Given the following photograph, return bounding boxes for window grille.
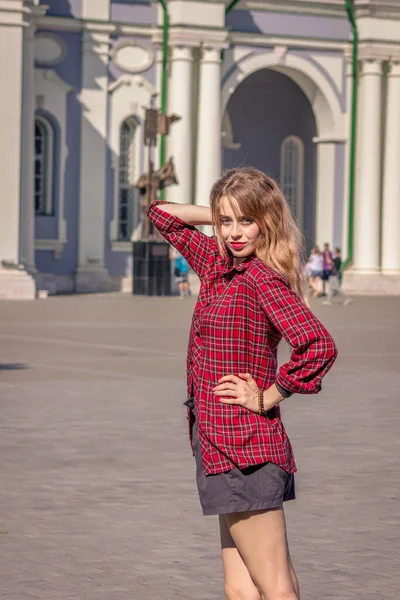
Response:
[34,117,54,215]
[118,116,140,241]
[280,136,304,227]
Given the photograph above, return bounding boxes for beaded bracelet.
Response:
[257,389,264,415]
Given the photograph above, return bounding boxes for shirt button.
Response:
[196,331,200,336]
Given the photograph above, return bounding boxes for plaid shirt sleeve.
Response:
[147,200,216,279]
[257,272,338,394]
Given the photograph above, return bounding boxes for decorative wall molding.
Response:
[108,74,154,97]
[111,39,154,74]
[34,238,64,260]
[110,241,132,252]
[34,68,73,256]
[34,32,67,66]
[313,136,347,143]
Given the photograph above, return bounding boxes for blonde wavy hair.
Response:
[210,167,307,301]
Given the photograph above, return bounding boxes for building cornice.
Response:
[355,1,400,20]
[154,25,229,49]
[240,0,400,19]
[36,15,156,37]
[241,0,347,18]
[0,0,30,27]
[230,30,347,52]
[357,42,400,62]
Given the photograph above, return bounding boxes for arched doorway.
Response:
[222,68,317,251]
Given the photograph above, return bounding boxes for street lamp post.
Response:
[131,107,180,296]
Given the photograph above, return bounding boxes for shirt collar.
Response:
[222,253,257,275]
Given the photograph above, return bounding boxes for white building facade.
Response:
[1,0,400,298]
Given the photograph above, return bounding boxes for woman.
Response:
[147,167,337,600]
[308,245,324,297]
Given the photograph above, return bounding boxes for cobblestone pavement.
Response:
[0,293,399,600]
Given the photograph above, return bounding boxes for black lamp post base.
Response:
[132,241,171,296]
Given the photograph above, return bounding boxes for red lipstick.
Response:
[230,242,247,250]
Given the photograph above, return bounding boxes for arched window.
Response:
[34,116,54,215]
[280,136,304,227]
[118,116,140,241]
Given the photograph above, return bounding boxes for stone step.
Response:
[0,270,36,300]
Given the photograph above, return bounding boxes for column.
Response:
[314,140,336,247]
[76,31,110,292]
[19,25,36,273]
[195,47,222,206]
[166,46,194,204]
[0,5,24,268]
[353,58,383,272]
[381,61,400,273]
[0,0,35,298]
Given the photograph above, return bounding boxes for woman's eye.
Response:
[241,219,253,225]
[220,218,230,225]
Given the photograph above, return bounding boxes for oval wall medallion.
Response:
[34,33,67,66]
[112,41,154,74]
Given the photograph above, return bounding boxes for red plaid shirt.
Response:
[148,201,338,475]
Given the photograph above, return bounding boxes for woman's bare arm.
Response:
[155,203,212,226]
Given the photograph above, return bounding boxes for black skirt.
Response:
[186,398,295,516]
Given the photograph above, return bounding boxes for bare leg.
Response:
[224,508,299,600]
[219,515,261,600]
[309,278,319,296]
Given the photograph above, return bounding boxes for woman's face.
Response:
[218,196,262,264]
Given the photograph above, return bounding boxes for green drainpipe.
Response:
[225,0,241,14]
[158,0,169,192]
[342,0,358,270]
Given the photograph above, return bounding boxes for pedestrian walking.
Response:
[322,242,334,295]
[173,249,191,298]
[322,247,353,306]
[308,245,324,297]
[147,167,337,600]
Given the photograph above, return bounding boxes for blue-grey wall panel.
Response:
[226,10,350,41]
[111,1,158,25]
[45,0,82,18]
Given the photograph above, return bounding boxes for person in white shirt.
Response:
[307,246,324,297]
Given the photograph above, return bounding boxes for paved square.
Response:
[0,294,399,599]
